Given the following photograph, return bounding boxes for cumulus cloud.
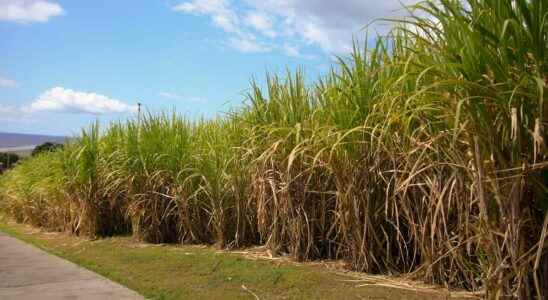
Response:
[0,0,64,24]
[173,0,417,55]
[28,87,136,115]
[0,76,18,88]
[158,92,206,103]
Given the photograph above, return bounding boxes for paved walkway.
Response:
[0,231,143,300]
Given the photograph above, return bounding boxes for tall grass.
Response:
[1,0,546,298]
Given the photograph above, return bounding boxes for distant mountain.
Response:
[0,132,67,149]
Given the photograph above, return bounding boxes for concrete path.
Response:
[0,231,144,300]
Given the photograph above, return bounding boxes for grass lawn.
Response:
[0,214,478,300]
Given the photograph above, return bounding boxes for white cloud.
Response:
[244,11,276,38]
[173,0,418,55]
[158,92,206,103]
[282,43,316,60]
[0,104,20,115]
[29,87,136,115]
[0,76,18,88]
[0,0,64,24]
[173,0,270,53]
[243,0,418,53]
[283,43,299,57]
[0,104,32,122]
[173,0,240,34]
[227,36,269,53]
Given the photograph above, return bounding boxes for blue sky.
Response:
[0,0,414,136]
